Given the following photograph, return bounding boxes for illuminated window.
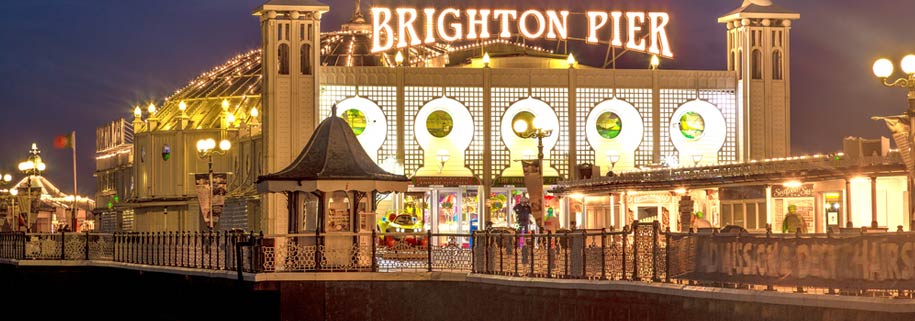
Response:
[278,44,289,75]
[426,110,453,138]
[342,109,367,136]
[772,50,783,80]
[679,111,705,140]
[301,44,312,75]
[751,49,762,80]
[596,112,622,139]
[512,111,536,137]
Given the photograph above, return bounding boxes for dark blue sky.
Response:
[1,0,914,195]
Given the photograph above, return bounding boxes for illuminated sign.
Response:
[371,8,674,58]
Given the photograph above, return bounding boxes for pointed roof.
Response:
[257,106,409,193]
[718,0,799,23]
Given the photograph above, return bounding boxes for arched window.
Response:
[278,44,289,75]
[300,44,312,75]
[772,50,783,80]
[751,49,762,80]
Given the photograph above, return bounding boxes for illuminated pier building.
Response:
[94,0,907,237]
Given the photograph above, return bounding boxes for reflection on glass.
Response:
[426,110,454,138]
[679,111,705,140]
[438,191,459,233]
[489,192,509,227]
[342,109,367,136]
[596,112,622,139]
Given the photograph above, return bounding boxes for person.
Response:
[513,197,531,233]
[782,204,807,234]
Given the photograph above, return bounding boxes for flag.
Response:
[194,174,213,228]
[54,132,75,149]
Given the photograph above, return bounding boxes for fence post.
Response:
[371,229,378,272]
[632,222,640,281]
[316,229,322,272]
[59,230,65,260]
[652,221,660,282]
[794,227,805,293]
[765,225,774,291]
[85,231,90,260]
[21,232,26,260]
[601,229,607,280]
[514,234,519,276]
[547,231,553,278]
[427,230,433,272]
[621,226,628,281]
[580,231,587,279]
[665,227,671,283]
[499,233,504,275]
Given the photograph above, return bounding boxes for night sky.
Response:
[1,0,914,196]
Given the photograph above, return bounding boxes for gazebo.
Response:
[257,105,409,266]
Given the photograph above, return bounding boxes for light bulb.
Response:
[133,106,142,118]
[178,101,187,112]
[873,58,894,78]
[395,51,404,66]
[567,53,576,67]
[901,54,915,75]
[221,99,230,112]
[219,139,231,151]
[250,107,259,118]
[650,55,661,69]
[482,52,490,66]
[196,140,207,152]
[147,103,156,115]
[206,138,216,150]
[513,119,529,134]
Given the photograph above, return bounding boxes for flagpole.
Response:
[72,130,78,232]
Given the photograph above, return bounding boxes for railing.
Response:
[2,224,915,299]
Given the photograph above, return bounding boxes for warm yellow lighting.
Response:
[650,55,660,69]
[782,181,803,188]
[570,193,585,200]
[226,113,236,125]
[10,188,17,196]
[873,58,894,78]
[482,52,490,67]
[850,176,870,183]
[250,107,259,118]
[147,103,156,115]
[219,139,231,151]
[196,139,207,152]
[675,188,687,195]
[133,106,142,118]
[513,119,529,134]
[221,99,230,112]
[394,51,404,66]
[532,115,548,131]
[2,174,10,182]
[607,150,620,164]
[178,101,187,112]
[567,53,576,67]
[37,163,46,171]
[901,54,915,75]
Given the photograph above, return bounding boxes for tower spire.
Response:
[352,0,364,22]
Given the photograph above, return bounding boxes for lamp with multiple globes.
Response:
[196,138,231,230]
[872,54,915,230]
[17,144,45,232]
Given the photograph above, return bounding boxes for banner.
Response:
[521,160,544,227]
[16,186,42,230]
[677,233,915,289]
[211,173,227,226]
[194,174,212,228]
[194,173,227,229]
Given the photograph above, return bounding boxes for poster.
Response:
[521,159,544,226]
[195,173,228,229]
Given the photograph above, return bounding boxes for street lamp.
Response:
[18,144,46,232]
[436,149,450,174]
[196,138,231,230]
[607,151,621,175]
[692,154,703,167]
[514,115,554,162]
[873,54,915,230]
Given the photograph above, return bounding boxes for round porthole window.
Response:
[679,111,706,140]
[342,109,367,136]
[595,112,622,139]
[426,110,454,138]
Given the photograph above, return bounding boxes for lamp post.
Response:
[873,54,915,230]
[607,151,620,176]
[692,154,703,167]
[196,138,231,230]
[0,174,12,231]
[436,149,450,174]
[18,144,46,233]
[9,188,17,232]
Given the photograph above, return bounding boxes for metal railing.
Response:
[2,223,915,299]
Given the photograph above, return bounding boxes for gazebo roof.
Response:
[257,106,409,193]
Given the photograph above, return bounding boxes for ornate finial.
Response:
[331,104,338,117]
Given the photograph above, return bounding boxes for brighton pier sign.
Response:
[371,8,674,58]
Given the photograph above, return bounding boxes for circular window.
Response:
[426,110,454,138]
[341,109,367,136]
[512,111,536,137]
[596,112,622,139]
[679,112,706,140]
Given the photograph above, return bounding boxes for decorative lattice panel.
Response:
[576,88,654,167]
[404,86,443,176]
[319,85,398,162]
[445,87,484,179]
[491,88,529,180]
[532,88,570,179]
[660,89,738,163]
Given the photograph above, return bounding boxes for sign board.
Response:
[372,7,674,58]
[771,184,814,198]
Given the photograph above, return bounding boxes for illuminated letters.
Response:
[396,8,421,48]
[372,8,394,52]
[626,12,646,51]
[493,10,517,38]
[466,9,491,40]
[519,10,546,39]
[545,10,569,40]
[437,8,462,42]
[370,7,675,59]
[648,12,674,57]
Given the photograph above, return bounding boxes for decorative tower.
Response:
[253,0,328,233]
[719,0,799,160]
